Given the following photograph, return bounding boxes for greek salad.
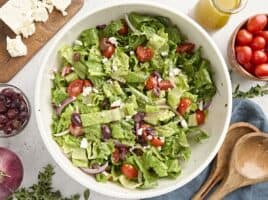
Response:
[50,13,216,189]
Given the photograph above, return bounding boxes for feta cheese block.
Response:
[6,36,27,57]
[51,0,71,16]
[0,0,34,35]
[20,23,36,38]
[32,4,49,22]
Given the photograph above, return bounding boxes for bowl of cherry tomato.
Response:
[229,14,268,80]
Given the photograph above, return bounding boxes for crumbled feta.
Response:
[74,40,83,46]
[108,37,118,46]
[20,22,36,38]
[112,65,118,72]
[161,51,168,57]
[102,57,108,63]
[71,67,74,70]
[51,0,71,16]
[41,0,54,13]
[32,2,49,22]
[198,101,204,111]
[6,36,27,57]
[92,88,99,93]
[130,51,134,55]
[137,128,143,136]
[82,86,92,96]
[169,68,181,77]
[102,171,109,176]
[80,138,88,149]
[159,137,165,142]
[180,118,188,129]
[147,135,153,140]
[110,100,122,108]
[125,115,132,120]
[157,146,162,151]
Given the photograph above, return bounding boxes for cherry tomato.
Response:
[100,38,116,58]
[159,80,173,90]
[118,21,128,35]
[196,110,205,125]
[176,42,195,54]
[251,36,266,50]
[67,80,84,97]
[121,164,138,179]
[255,64,268,77]
[242,63,254,74]
[251,50,267,65]
[83,80,93,87]
[112,148,120,163]
[236,46,252,65]
[136,46,154,62]
[151,137,164,147]
[236,29,253,45]
[247,14,267,33]
[177,98,192,115]
[257,31,268,43]
[145,76,157,90]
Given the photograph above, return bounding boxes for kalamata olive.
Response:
[1,88,15,97]
[0,101,7,113]
[0,114,7,124]
[0,94,5,102]
[7,109,19,119]
[73,52,81,62]
[5,97,11,108]
[19,100,27,112]
[69,124,84,137]
[3,124,13,135]
[101,124,111,140]
[18,111,28,121]
[119,147,128,160]
[134,122,140,134]
[10,99,21,109]
[132,112,145,123]
[96,24,106,29]
[100,98,110,110]
[71,113,82,127]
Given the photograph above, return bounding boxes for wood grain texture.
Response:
[0,0,84,83]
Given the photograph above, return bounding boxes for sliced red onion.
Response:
[55,96,76,116]
[71,113,82,127]
[61,66,73,77]
[124,14,139,33]
[81,162,108,174]
[203,100,212,110]
[132,112,145,123]
[101,124,111,140]
[100,38,112,51]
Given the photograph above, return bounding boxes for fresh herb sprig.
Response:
[7,164,90,200]
[233,83,268,99]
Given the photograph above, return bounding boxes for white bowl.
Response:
[35,1,232,199]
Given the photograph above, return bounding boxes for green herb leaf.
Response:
[233,83,268,99]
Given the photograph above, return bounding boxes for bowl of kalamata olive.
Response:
[228,14,268,80]
[0,84,31,137]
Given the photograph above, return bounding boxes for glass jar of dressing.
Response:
[194,0,248,30]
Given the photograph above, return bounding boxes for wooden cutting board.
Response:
[0,0,84,83]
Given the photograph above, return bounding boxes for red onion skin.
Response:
[0,148,23,200]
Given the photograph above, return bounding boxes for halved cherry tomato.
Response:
[145,76,157,90]
[67,80,84,97]
[177,98,192,115]
[159,80,173,90]
[196,110,205,125]
[255,64,268,77]
[236,29,253,45]
[112,148,120,163]
[100,38,116,58]
[151,137,164,147]
[247,15,267,33]
[257,31,268,43]
[236,46,252,65]
[136,46,154,62]
[252,50,267,65]
[176,42,195,54]
[251,36,266,50]
[118,21,128,35]
[121,164,138,179]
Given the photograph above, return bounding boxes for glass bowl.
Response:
[0,84,31,138]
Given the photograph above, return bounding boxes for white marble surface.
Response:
[1,0,267,200]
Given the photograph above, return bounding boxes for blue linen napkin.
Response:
[146,99,268,200]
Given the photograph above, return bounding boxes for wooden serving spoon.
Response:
[209,132,268,200]
[192,122,259,200]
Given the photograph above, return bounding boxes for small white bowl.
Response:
[35,1,232,199]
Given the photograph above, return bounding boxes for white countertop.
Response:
[1,0,267,200]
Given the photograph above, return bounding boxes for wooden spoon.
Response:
[209,132,268,200]
[192,122,259,200]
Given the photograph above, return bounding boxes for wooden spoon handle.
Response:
[192,160,222,200]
